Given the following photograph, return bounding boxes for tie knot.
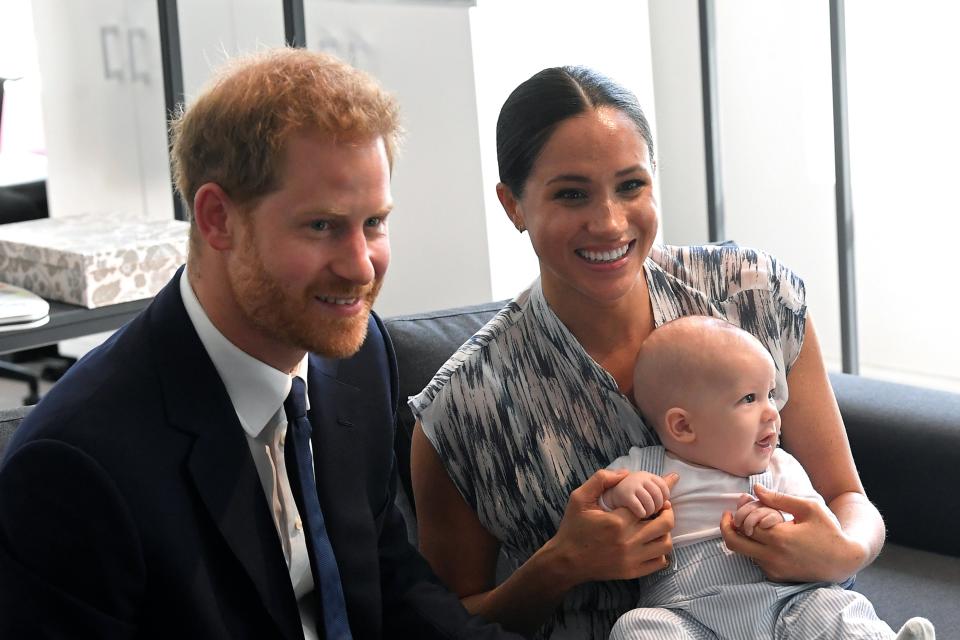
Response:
[284,376,308,421]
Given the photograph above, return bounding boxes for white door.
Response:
[32,0,145,218]
[126,0,175,221]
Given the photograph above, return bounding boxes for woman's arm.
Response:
[411,422,675,636]
[720,313,885,582]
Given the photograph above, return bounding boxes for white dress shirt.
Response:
[180,271,318,640]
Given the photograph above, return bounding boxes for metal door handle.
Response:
[127,28,151,84]
[99,25,124,81]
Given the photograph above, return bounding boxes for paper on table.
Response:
[0,282,50,326]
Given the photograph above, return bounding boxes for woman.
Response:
[409,66,884,639]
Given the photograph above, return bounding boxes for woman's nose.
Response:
[586,199,629,236]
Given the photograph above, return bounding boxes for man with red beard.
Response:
[0,49,520,640]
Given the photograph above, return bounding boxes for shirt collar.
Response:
[179,269,309,438]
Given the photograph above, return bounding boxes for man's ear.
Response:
[496,182,525,232]
[193,183,237,251]
[664,407,696,443]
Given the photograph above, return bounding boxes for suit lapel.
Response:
[307,355,363,522]
[148,271,303,640]
[307,357,375,617]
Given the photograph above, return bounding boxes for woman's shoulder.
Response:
[408,287,534,418]
[649,243,805,312]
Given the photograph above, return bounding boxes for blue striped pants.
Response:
[609,538,895,639]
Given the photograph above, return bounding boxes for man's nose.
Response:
[332,228,375,285]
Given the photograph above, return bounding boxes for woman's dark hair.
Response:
[496,66,655,198]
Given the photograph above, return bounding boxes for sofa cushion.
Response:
[853,543,960,631]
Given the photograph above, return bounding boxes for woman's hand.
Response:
[732,493,785,537]
[720,484,869,583]
[542,469,677,589]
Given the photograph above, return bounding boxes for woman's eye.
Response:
[553,188,587,201]
[618,179,646,193]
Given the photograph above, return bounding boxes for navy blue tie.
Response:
[284,377,352,639]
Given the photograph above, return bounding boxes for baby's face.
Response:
[686,347,781,477]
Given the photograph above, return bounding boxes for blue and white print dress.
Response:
[410,244,808,639]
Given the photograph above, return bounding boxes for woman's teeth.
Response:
[576,244,629,263]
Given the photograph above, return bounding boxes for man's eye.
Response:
[310,220,329,231]
[365,217,383,228]
[553,189,587,201]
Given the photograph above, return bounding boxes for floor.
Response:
[0,355,61,410]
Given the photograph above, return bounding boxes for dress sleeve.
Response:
[409,366,485,512]
[761,249,807,374]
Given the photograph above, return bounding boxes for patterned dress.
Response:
[410,244,807,639]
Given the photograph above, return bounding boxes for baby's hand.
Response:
[733,493,785,537]
[599,471,676,520]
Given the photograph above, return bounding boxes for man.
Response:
[0,48,518,639]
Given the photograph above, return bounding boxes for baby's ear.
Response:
[664,407,696,443]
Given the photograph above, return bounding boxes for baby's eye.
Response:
[768,389,777,400]
[742,393,756,403]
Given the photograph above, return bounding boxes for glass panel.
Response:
[846,0,960,391]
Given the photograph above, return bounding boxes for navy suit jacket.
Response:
[0,271,514,639]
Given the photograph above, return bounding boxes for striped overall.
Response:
[609,446,896,640]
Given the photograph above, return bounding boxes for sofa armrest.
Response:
[830,372,960,557]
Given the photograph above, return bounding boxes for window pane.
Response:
[847,0,960,391]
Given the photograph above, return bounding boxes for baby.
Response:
[602,316,934,640]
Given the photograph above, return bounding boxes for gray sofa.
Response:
[384,301,960,634]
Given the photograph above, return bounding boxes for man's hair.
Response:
[170,47,401,226]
